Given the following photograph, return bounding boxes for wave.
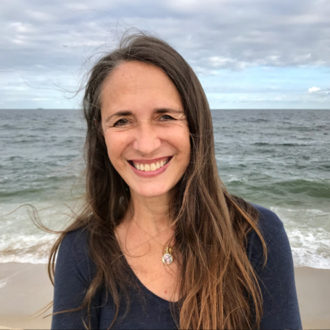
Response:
[270,206,330,269]
[273,179,330,199]
[226,178,330,201]
[1,225,329,268]
[1,202,329,269]
[252,142,310,147]
[0,234,56,264]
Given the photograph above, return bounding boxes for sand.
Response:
[0,263,52,329]
[295,267,330,329]
[0,263,329,329]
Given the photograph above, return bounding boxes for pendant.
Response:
[162,247,173,265]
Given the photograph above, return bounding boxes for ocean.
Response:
[0,109,329,268]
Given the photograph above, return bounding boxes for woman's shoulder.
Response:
[59,227,89,262]
[60,227,89,250]
[56,227,94,284]
[247,203,291,267]
[52,227,100,328]
[251,203,285,240]
[248,206,301,328]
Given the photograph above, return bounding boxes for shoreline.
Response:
[0,263,329,329]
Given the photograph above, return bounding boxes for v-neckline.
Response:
[121,254,180,304]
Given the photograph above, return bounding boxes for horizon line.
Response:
[0,108,330,111]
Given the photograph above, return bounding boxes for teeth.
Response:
[133,159,169,172]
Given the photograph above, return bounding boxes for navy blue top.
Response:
[52,205,302,329]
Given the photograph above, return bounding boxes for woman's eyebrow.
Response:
[104,108,184,123]
[104,111,132,123]
[154,108,184,114]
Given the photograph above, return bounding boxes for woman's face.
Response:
[100,61,191,199]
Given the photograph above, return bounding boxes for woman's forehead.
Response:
[100,61,183,113]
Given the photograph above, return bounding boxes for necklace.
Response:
[162,246,174,265]
[129,218,175,265]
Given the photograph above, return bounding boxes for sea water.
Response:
[0,109,329,268]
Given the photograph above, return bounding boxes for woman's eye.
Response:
[159,114,175,121]
[113,118,129,127]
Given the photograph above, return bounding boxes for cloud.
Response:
[308,87,321,93]
[1,0,330,108]
[1,0,330,71]
[308,87,330,98]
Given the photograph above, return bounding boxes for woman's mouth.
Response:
[128,157,172,173]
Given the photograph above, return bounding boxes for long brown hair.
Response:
[49,33,266,329]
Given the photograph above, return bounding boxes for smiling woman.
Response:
[50,33,301,329]
[101,61,190,199]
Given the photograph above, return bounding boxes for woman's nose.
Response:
[132,123,161,155]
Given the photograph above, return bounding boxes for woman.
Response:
[50,34,301,329]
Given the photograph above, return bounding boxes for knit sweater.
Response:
[52,205,302,329]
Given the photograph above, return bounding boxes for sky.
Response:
[1,0,330,109]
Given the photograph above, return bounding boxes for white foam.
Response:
[1,202,330,268]
[0,201,76,264]
[270,206,330,269]
[290,228,330,269]
[0,233,57,264]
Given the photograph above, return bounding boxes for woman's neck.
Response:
[115,191,175,261]
[127,191,173,235]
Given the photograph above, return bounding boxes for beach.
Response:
[0,263,52,329]
[295,267,330,329]
[0,263,329,329]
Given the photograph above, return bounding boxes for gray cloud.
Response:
[1,0,330,108]
[1,0,330,71]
